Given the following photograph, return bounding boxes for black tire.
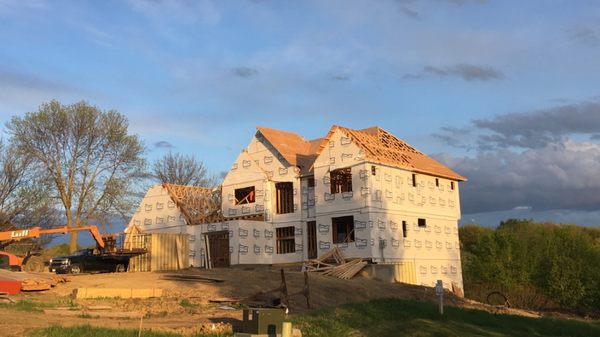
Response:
[70,263,82,274]
[23,256,44,273]
[115,263,126,273]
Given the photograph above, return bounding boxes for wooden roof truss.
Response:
[163,183,222,226]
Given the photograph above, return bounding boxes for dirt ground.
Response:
[0,265,535,336]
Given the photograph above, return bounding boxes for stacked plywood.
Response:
[303,247,367,280]
[0,269,69,291]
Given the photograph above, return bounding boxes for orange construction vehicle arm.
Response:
[0,227,47,241]
[70,225,105,249]
[0,225,105,249]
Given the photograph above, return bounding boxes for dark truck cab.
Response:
[50,248,130,274]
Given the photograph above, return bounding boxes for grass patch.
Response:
[0,300,55,312]
[293,298,600,337]
[28,325,232,337]
[28,298,600,337]
[179,298,197,308]
[29,325,184,337]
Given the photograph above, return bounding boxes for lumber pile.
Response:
[0,269,68,291]
[303,247,367,280]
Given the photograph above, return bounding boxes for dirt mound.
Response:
[0,265,470,336]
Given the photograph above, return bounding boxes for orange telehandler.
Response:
[0,225,107,272]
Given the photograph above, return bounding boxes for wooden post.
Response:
[205,235,212,269]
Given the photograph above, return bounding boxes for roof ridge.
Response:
[254,124,465,181]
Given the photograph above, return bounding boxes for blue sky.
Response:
[2,0,600,228]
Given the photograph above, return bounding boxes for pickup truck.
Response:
[49,248,130,274]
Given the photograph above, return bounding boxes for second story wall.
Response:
[312,129,367,215]
[367,165,461,220]
[222,134,303,224]
[221,150,267,218]
[128,184,187,233]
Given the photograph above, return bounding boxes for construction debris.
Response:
[160,273,225,283]
[303,247,368,280]
[209,297,241,303]
[0,291,15,303]
[0,269,69,292]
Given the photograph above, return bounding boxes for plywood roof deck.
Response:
[256,125,466,181]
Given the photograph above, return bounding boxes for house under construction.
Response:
[126,125,466,289]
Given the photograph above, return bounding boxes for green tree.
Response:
[7,100,145,252]
[461,219,600,312]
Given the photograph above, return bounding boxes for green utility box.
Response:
[242,308,285,335]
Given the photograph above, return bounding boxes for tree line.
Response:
[461,219,600,314]
[1,100,216,252]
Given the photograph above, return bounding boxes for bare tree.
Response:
[0,141,57,250]
[153,152,217,187]
[7,100,145,252]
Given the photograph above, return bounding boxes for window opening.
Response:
[235,186,255,205]
[418,218,426,228]
[330,168,352,194]
[402,221,408,238]
[276,226,295,254]
[371,165,376,175]
[412,174,417,187]
[307,177,315,188]
[332,216,355,243]
[275,182,294,214]
[451,181,455,190]
[435,178,439,187]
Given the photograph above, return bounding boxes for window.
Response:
[435,178,439,187]
[412,174,417,187]
[332,216,355,243]
[235,186,255,205]
[450,181,455,190]
[371,165,377,175]
[275,182,294,214]
[276,226,295,254]
[402,221,408,238]
[307,177,315,188]
[418,218,427,228]
[330,168,352,194]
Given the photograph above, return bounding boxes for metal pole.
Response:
[436,280,444,315]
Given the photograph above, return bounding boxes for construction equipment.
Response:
[0,225,109,272]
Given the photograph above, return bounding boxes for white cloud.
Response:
[0,0,47,14]
[437,139,600,213]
